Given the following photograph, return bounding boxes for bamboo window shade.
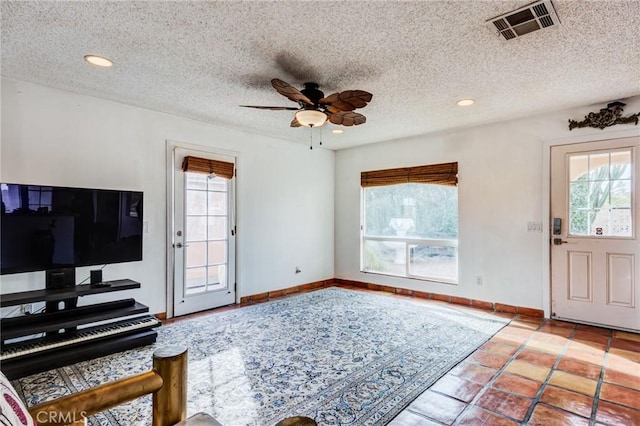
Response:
[361,162,458,187]
[181,156,235,179]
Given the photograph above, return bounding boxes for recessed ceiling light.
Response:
[457,99,475,107]
[332,129,344,134]
[84,55,114,67]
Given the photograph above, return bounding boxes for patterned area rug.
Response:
[14,287,508,425]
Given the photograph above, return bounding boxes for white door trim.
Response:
[165,139,241,319]
[541,127,640,320]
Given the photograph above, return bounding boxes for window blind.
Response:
[181,156,235,180]
[361,162,458,187]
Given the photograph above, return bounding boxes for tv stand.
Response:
[0,279,160,380]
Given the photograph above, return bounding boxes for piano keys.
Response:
[0,315,160,380]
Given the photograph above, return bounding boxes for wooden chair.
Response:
[29,346,191,426]
[26,346,316,426]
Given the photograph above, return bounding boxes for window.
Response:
[183,173,229,294]
[568,149,632,237]
[181,155,235,296]
[361,162,459,283]
[27,186,52,212]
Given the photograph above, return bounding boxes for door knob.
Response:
[553,238,568,245]
[174,242,188,248]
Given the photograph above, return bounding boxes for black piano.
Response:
[1,280,160,380]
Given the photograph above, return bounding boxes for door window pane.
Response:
[208,241,227,265]
[208,176,227,191]
[611,151,632,178]
[208,265,226,286]
[570,210,589,235]
[186,174,207,190]
[569,155,589,181]
[185,267,206,294]
[186,242,206,268]
[611,209,632,236]
[611,180,631,208]
[186,189,207,215]
[591,209,609,235]
[208,217,227,240]
[184,171,230,295]
[569,182,588,209]
[589,153,610,177]
[186,216,207,241]
[208,192,227,215]
[589,181,610,209]
[568,149,632,237]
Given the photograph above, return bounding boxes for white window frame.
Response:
[360,185,459,284]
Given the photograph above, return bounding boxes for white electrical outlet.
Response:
[476,276,483,286]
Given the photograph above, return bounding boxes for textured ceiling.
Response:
[2,1,639,150]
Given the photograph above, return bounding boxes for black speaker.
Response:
[50,272,65,289]
[45,268,77,315]
[90,269,103,285]
[46,268,75,289]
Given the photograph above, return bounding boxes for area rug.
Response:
[13,287,508,425]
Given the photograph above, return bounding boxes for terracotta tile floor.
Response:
[386,301,640,425]
[169,286,640,425]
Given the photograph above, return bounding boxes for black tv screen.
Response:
[0,183,143,275]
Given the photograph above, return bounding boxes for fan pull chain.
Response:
[319,126,323,146]
[309,125,314,150]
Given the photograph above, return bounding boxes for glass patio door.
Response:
[171,147,236,317]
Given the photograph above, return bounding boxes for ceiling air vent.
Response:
[487,0,560,40]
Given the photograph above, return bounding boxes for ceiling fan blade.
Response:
[328,111,367,126]
[240,105,300,110]
[271,79,314,106]
[320,90,372,112]
[290,117,302,127]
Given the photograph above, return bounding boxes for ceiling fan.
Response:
[241,79,373,128]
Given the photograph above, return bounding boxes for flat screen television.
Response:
[0,183,143,276]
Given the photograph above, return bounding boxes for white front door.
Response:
[171,147,236,317]
[550,137,639,331]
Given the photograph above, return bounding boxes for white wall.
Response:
[335,96,640,310]
[3,78,638,315]
[0,79,335,315]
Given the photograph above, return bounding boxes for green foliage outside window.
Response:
[364,183,458,239]
[569,164,629,235]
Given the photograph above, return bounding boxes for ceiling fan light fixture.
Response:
[295,110,327,127]
[84,54,114,67]
[457,99,475,107]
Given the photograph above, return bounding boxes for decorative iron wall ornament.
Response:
[569,101,640,130]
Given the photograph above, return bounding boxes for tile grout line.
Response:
[424,312,521,425]
[451,316,547,425]
[405,407,448,425]
[589,332,613,425]
[519,322,576,425]
[447,314,520,425]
